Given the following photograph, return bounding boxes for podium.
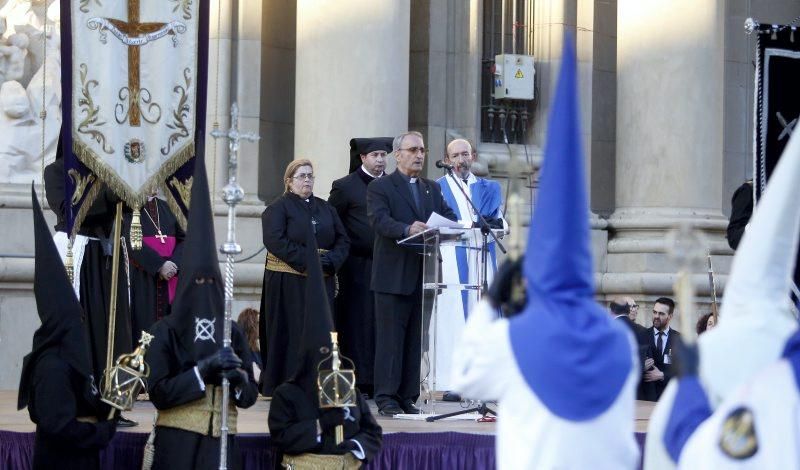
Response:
[398,227,504,415]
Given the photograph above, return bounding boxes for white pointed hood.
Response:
[698,129,800,407]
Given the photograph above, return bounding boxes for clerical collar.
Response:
[360,165,383,179]
[397,171,419,184]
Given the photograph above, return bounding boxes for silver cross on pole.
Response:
[210,102,259,470]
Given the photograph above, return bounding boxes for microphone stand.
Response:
[425,166,505,423]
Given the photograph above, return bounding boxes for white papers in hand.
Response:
[425,212,466,229]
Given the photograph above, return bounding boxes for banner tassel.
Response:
[130,208,143,250]
[65,239,74,284]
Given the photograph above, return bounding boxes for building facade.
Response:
[0,0,797,387]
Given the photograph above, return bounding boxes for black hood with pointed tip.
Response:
[18,186,93,410]
[286,225,336,406]
[163,154,224,361]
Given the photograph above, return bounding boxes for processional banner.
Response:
[754,23,800,200]
[60,0,209,234]
[753,21,800,292]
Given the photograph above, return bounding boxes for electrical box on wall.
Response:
[493,54,535,100]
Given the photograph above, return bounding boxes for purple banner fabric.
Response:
[0,431,647,469]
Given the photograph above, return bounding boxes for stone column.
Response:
[608,0,729,331]
[295,0,411,197]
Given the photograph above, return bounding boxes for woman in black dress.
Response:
[259,159,350,396]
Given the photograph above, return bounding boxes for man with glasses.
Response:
[366,131,458,416]
[328,137,393,399]
[436,139,507,401]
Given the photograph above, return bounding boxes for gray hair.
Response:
[393,131,424,153]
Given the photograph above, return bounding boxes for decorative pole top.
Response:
[210,102,260,255]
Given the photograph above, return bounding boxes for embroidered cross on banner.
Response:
[88,1,187,126]
[776,111,797,141]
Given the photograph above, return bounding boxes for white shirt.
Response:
[653,327,671,356]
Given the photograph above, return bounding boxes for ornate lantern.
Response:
[102,331,154,412]
[317,332,357,444]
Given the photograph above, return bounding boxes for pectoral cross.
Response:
[154,230,167,244]
[92,1,183,126]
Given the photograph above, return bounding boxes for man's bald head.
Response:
[445,139,475,179]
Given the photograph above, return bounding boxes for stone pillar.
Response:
[295,0,410,198]
[608,0,729,332]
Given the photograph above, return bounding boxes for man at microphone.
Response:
[366,131,458,416]
[435,139,507,401]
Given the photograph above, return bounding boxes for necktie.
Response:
[410,181,422,213]
[656,331,663,359]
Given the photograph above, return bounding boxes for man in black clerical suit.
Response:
[366,131,458,416]
[328,136,392,398]
[641,297,682,402]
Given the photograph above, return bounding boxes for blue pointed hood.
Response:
[508,35,632,421]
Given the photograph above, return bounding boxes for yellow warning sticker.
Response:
[515,69,524,79]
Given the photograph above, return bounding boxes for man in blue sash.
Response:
[435,139,506,397]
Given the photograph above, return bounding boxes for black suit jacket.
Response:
[641,327,682,401]
[328,170,377,258]
[366,170,457,295]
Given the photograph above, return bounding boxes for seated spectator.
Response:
[238,307,263,375]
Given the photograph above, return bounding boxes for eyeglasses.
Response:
[630,304,639,309]
[399,146,428,155]
[292,173,315,181]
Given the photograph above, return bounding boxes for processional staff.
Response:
[210,103,260,470]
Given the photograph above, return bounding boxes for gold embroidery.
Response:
[67,169,97,206]
[77,64,114,154]
[265,250,330,277]
[156,386,238,437]
[170,0,194,20]
[170,175,193,209]
[162,68,192,155]
[79,0,102,13]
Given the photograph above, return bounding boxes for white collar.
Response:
[654,327,670,337]
[613,314,628,320]
[409,177,418,184]
[360,165,383,178]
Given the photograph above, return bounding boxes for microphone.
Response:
[435,160,454,170]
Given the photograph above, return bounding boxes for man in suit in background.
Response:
[366,131,458,416]
[641,297,682,401]
[328,136,393,398]
[609,297,651,400]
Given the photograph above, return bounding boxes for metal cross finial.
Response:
[209,102,259,470]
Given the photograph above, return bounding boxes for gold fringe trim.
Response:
[69,180,103,239]
[265,250,330,277]
[72,138,195,211]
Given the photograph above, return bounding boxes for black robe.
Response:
[27,350,116,470]
[328,170,379,394]
[259,193,350,396]
[124,198,185,340]
[44,159,133,381]
[268,383,382,462]
[146,321,259,470]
